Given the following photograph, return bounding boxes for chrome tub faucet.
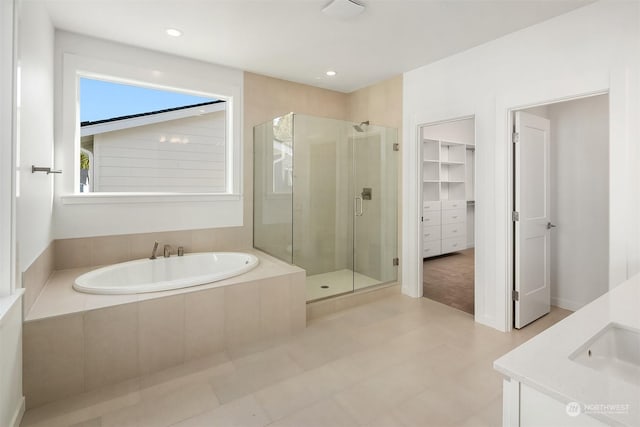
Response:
[149,241,159,260]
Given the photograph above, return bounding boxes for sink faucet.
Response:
[164,244,171,258]
[149,241,159,260]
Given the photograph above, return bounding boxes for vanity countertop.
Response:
[494,274,640,426]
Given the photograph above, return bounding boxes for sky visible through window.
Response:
[80,77,216,123]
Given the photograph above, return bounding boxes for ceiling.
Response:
[41,0,594,93]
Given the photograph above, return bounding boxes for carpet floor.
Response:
[423,248,475,315]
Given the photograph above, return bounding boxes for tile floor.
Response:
[20,295,572,427]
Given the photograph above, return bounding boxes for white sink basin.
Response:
[569,323,640,386]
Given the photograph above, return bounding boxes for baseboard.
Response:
[10,396,25,427]
[551,297,584,312]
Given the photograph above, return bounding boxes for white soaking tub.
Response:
[73,252,259,294]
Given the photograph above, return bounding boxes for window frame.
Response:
[0,0,17,296]
[58,53,242,205]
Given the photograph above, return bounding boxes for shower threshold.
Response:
[305,269,381,302]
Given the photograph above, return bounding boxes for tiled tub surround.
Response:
[20,227,248,315]
[54,226,249,271]
[23,250,305,409]
[21,242,55,315]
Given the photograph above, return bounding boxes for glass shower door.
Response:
[292,115,355,301]
[352,125,399,290]
[254,114,398,302]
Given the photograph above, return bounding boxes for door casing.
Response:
[505,91,609,331]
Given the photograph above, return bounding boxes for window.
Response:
[271,115,293,194]
[58,50,243,206]
[78,77,227,194]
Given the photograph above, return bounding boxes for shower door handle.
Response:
[355,196,364,216]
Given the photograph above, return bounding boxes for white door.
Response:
[514,111,551,329]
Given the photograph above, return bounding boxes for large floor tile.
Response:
[333,360,430,425]
[210,347,303,404]
[267,398,359,427]
[171,395,271,427]
[20,379,140,427]
[101,381,219,427]
[21,293,572,427]
[253,364,350,422]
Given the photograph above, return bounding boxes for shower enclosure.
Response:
[254,113,398,302]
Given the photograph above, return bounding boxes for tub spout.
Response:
[164,244,172,258]
[149,241,159,260]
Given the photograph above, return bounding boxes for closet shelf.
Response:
[440,140,466,147]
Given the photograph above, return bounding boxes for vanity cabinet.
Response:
[502,380,608,427]
[422,138,473,258]
[496,276,640,427]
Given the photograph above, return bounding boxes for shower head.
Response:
[353,120,369,132]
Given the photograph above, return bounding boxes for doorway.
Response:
[512,94,609,328]
[420,117,476,314]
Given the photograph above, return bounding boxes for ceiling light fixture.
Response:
[165,28,183,37]
[326,70,337,77]
[322,0,365,20]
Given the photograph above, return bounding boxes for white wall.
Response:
[403,0,640,331]
[548,95,609,310]
[422,118,475,145]
[16,0,55,273]
[53,31,244,238]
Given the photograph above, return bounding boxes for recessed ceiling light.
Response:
[326,70,337,77]
[166,28,183,37]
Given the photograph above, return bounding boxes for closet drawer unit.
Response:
[423,225,441,242]
[423,240,441,258]
[422,201,441,213]
[422,211,441,226]
[442,208,465,225]
[442,223,466,240]
[442,237,466,254]
[442,200,465,210]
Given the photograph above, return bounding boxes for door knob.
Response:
[546,222,557,230]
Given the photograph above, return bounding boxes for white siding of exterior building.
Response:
[92,110,225,193]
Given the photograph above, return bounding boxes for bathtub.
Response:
[74,252,259,294]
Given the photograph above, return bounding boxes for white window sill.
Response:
[61,193,242,205]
